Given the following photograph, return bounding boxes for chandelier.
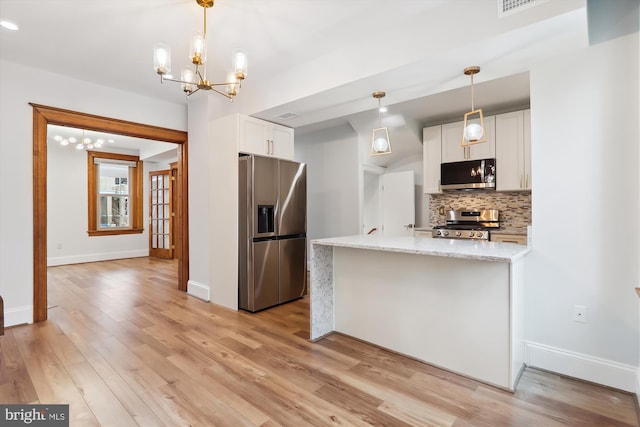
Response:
[153,0,247,100]
[52,130,112,151]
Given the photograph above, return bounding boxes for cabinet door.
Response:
[469,115,495,160]
[270,124,294,160]
[491,234,527,245]
[239,116,270,155]
[496,111,524,191]
[523,109,531,190]
[423,125,442,194]
[441,121,465,163]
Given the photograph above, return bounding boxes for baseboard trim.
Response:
[187,280,210,302]
[637,370,640,406]
[5,305,33,327]
[47,250,149,266]
[525,341,636,392]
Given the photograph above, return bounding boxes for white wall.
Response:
[526,32,639,391]
[295,125,361,247]
[0,59,186,326]
[47,143,174,266]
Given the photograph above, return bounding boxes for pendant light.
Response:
[461,66,486,146]
[370,91,392,156]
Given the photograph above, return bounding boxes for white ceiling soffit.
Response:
[255,5,588,130]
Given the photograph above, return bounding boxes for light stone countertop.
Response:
[312,234,530,262]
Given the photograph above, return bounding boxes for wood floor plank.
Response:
[0,257,636,427]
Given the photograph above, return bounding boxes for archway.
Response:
[31,104,189,322]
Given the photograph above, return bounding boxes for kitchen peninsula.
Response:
[310,235,530,391]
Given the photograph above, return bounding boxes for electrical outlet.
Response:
[573,305,587,323]
[56,243,63,250]
[438,206,445,215]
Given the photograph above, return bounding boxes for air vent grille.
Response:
[498,0,549,17]
[275,112,298,120]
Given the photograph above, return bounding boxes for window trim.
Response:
[87,151,143,236]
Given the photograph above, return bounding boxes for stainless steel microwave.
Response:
[440,158,496,191]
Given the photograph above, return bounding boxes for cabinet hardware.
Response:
[520,175,523,188]
[526,174,529,188]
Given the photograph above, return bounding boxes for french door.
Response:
[149,170,173,258]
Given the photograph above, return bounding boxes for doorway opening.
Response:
[32,104,189,323]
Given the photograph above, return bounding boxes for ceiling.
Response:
[47,124,178,162]
[1,0,589,152]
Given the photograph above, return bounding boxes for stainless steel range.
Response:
[432,209,499,240]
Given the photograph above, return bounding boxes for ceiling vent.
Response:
[498,0,550,18]
[275,112,298,120]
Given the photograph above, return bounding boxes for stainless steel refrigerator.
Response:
[238,155,307,312]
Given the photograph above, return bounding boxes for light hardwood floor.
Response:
[1,257,638,426]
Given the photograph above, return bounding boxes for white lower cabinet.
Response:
[491,234,527,245]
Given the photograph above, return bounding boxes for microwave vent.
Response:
[498,0,550,18]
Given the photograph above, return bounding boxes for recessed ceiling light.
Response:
[0,20,19,31]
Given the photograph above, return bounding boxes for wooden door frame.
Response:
[31,104,189,322]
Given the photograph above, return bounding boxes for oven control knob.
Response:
[455,231,461,237]
[443,230,449,237]
[468,231,475,237]
[477,231,484,238]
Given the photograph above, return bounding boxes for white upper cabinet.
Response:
[495,110,531,191]
[238,115,294,160]
[423,125,442,194]
[441,116,495,163]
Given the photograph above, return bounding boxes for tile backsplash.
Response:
[429,191,531,231]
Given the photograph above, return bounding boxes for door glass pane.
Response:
[164,235,170,249]
[164,205,170,218]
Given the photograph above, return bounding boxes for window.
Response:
[87,151,143,236]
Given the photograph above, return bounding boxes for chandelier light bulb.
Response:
[190,34,206,64]
[226,71,238,96]
[234,49,247,80]
[68,137,77,143]
[75,144,84,150]
[53,135,63,142]
[181,68,195,93]
[153,44,171,75]
[60,139,69,146]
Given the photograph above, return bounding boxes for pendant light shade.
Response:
[461,66,486,147]
[370,91,392,156]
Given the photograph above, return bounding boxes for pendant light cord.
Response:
[470,73,475,111]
